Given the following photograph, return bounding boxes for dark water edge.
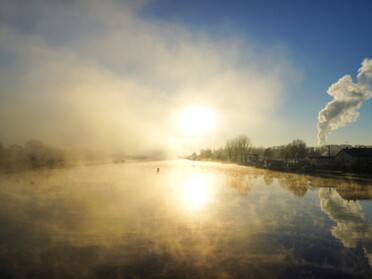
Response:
[0,160,371,279]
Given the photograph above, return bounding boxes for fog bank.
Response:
[0,0,294,156]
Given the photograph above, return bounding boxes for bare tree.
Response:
[263,148,273,160]
[287,139,307,163]
[225,134,252,164]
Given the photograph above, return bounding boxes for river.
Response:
[0,160,371,278]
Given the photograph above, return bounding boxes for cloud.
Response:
[317,58,372,146]
[0,0,293,155]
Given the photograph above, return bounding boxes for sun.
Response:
[177,106,215,135]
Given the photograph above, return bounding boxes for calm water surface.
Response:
[0,160,371,278]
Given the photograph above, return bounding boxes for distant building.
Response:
[308,156,335,169]
[309,148,372,171]
[334,148,372,169]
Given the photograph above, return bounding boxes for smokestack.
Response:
[317,58,372,146]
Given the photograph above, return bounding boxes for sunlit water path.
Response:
[0,160,371,278]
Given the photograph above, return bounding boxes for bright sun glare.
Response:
[178,174,214,211]
[177,106,214,135]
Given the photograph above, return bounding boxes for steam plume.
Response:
[317,58,372,146]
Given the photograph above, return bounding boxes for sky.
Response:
[0,0,371,156]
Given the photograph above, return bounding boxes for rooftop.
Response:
[336,148,372,158]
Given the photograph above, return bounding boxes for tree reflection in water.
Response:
[262,171,310,197]
[223,166,254,196]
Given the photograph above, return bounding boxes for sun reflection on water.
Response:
[178,173,214,211]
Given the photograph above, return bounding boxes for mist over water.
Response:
[0,1,371,278]
[0,160,371,278]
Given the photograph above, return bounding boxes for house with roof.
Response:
[334,148,372,170]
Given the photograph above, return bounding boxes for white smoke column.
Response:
[317,58,372,146]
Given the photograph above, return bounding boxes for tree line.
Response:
[187,134,368,165]
[0,140,110,173]
[0,140,67,172]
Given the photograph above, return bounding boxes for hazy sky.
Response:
[0,0,371,156]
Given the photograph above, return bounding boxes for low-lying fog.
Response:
[0,160,371,278]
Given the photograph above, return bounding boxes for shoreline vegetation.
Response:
[0,139,148,173]
[187,134,372,178]
[0,139,173,174]
[1,137,371,180]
